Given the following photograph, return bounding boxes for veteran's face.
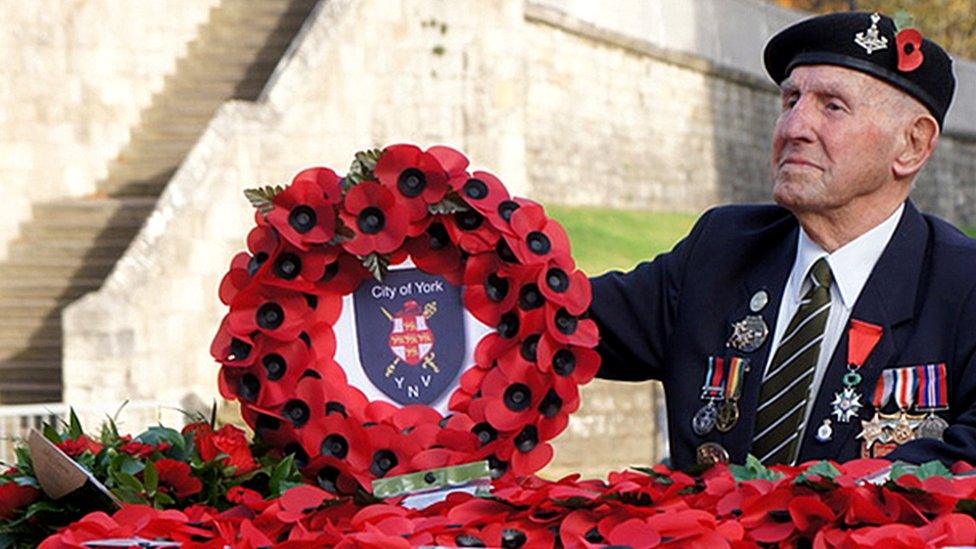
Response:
[770,65,903,214]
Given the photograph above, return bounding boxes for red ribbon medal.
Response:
[832,320,883,423]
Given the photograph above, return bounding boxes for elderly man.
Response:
[589,11,975,469]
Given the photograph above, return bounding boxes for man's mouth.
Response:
[779,157,822,170]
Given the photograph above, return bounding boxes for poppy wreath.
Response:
[211,144,600,490]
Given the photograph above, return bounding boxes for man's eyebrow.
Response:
[779,79,853,101]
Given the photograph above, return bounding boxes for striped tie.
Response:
[751,257,833,465]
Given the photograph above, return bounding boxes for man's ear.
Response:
[893,114,939,179]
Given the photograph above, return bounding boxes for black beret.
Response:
[764,12,955,128]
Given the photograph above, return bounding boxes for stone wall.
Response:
[0,0,218,259]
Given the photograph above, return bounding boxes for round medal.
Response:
[715,400,740,433]
[917,414,949,440]
[692,401,718,436]
[893,414,916,445]
[696,442,730,466]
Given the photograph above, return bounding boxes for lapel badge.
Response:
[815,418,833,443]
[727,315,768,353]
[749,290,769,313]
[855,13,888,54]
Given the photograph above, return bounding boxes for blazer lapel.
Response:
[798,200,928,461]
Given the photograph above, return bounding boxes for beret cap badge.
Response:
[854,13,888,54]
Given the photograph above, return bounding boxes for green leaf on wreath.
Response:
[957,498,976,516]
[347,148,384,186]
[328,219,355,245]
[155,491,175,506]
[730,454,785,482]
[428,191,470,215]
[42,424,61,444]
[143,460,158,494]
[244,185,285,215]
[68,408,84,439]
[362,252,390,282]
[631,465,674,485]
[794,461,841,483]
[890,459,952,481]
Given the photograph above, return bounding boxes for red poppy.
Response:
[252,336,312,406]
[544,303,599,348]
[896,28,924,72]
[263,243,342,295]
[510,435,553,477]
[312,253,370,295]
[210,316,256,367]
[218,226,282,305]
[374,144,450,232]
[227,486,270,512]
[463,252,519,326]
[483,366,548,432]
[406,222,464,285]
[444,208,501,255]
[788,494,835,537]
[227,285,312,341]
[300,411,371,475]
[0,481,40,520]
[538,258,590,316]
[267,167,342,250]
[455,171,516,234]
[739,486,796,544]
[56,435,104,457]
[427,145,470,188]
[504,203,571,265]
[364,424,421,480]
[155,459,203,499]
[537,334,601,391]
[340,181,410,255]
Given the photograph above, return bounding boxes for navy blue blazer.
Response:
[589,201,976,469]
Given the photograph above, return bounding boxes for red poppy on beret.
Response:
[896,28,924,73]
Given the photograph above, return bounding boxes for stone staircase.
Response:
[0,0,319,404]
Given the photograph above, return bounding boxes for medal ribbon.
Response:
[848,319,884,370]
[723,357,747,401]
[893,366,918,411]
[872,368,895,408]
[701,356,726,399]
[915,362,948,411]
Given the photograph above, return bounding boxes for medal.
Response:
[890,366,923,445]
[696,442,730,465]
[915,363,949,441]
[727,315,768,353]
[859,368,894,457]
[749,290,769,313]
[693,401,718,436]
[893,412,916,444]
[716,357,747,433]
[815,418,833,443]
[831,320,882,423]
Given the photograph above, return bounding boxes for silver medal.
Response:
[749,290,769,313]
[692,401,718,436]
[916,414,949,441]
[815,418,833,443]
[830,387,864,423]
[727,315,769,353]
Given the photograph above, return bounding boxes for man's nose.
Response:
[777,97,817,142]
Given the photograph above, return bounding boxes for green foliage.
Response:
[243,185,285,214]
[889,459,953,480]
[347,148,384,186]
[730,454,786,482]
[362,252,391,282]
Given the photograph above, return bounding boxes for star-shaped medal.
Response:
[831,387,863,423]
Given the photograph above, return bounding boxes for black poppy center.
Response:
[487,455,508,479]
[371,449,398,477]
[555,308,578,335]
[317,466,340,494]
[228,338,252,361]
[427,222,450,250]
[455,210,484,231]
[247,252,269,276]
[497,200,520,222]
[357,207,386,234]
[256,302,284,330]
[255,414,281,436]
[397,168,427,198]
[284,443,309,469]
[473,422,499,446]
[546,268,569,293]
[463,178,489,200]
[553,349,577,376]
[284,399,310,428]
[455,535,487,548]
[539,389,563,418]
[521,334,540,362]
[518,284,543,310]
[905,43,915,54]
[501,528,528,549]
[497,311,520,339]
[320,261,339,283]
[262,353,287,381]
[515,425,539,453]
[321,434,349,459]
[326,401,347,417]
[504,383,532,412]
[239,374,260,402]
[496,240,518,263]
[485,273,509,302]
[527,231,551,255]
[288,205,317,234]
[274,253,302,280]
[585,527,605,543]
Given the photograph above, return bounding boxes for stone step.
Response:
[0,337,61,361]
[103,161,178,182]
[0,359,61,391]
[0,283,94,301]
[30,198,156,225]
[0,381,62,405]
[29,213,145,231]
[185,42,299,65]
[197,25,299,48]
[7,238,131,258]
[102,179,170,198]
[163,78,265,99]
[0,315,62,336]
[0,261,116,281]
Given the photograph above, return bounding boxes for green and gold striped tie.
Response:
[751,257,833,465]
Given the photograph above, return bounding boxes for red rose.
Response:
[56,435,104,457]
[0,480,40,520]
[120,441,170,459]
[187,423,258,476]
[155,459,202,499]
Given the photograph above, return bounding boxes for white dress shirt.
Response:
[762,203,905,442]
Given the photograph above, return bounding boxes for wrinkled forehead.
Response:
[779,64,909,106]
